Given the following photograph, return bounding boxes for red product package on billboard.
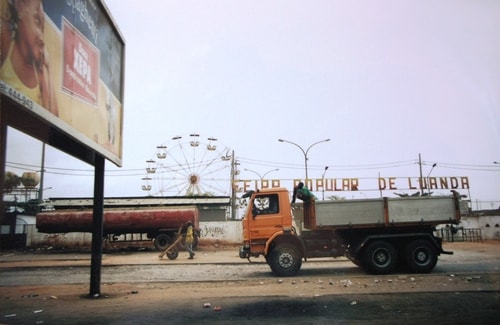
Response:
[62,18,100,106]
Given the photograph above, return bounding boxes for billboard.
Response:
[0,0,124,166]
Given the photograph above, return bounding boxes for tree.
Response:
[327,195,345,200]
[4,171,21,193]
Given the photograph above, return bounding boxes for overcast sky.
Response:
[5,0,500,209]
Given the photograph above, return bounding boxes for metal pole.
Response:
[38,143,45,203]
[426,163,437,195]
[90,154,105,298]
[230,151,237,220]
[321,166,329,200]
[0,120,7,226]
[304,155,308,182]
[244,168,279,182]
[278,138,330,184]
[261,168,279,180]
[418,153,424,195]
[244,168,263,181]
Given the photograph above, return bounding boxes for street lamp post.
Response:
[426,163,437,195]
[321,166,329,200]
[244,168,279,189]
[278,138,330,183]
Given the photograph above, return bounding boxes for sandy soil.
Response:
[0,241,499,324]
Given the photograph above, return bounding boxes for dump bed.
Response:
[296,196,462,229]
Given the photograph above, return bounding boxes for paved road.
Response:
[1,253,499,286]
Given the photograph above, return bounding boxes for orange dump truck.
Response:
[239,188,466,276]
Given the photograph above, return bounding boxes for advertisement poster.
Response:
[0,0,124,165]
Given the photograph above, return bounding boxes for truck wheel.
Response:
[154,234,171,251]
[268,243,302,277]
[362,240,398,274]
[404,239,438,273]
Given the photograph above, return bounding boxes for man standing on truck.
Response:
[185,221,196,259]
[292,182,315,203]
[292,182,317,229]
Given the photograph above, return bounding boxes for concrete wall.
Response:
[199,221,243,243]
[18,220,243,249]
[459,214,500,240]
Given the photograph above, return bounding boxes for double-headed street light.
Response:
[278,138,331,182]
[244,168,279,181]
[244,168,279,190]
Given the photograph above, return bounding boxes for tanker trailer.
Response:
[36,206,199,250]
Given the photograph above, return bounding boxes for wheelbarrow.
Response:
[158,227,184,260]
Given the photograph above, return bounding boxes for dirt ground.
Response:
[0,241,499,324]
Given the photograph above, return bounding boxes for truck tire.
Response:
[154,234,172,251]
[268,243,302,277]
[404,239,438,273]
[362,240,398,274]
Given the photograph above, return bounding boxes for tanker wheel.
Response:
[193,234,199,249]
[404,239,438,273]
[268,243,302,277]
[177,237,187,251]
[154,234,171,251]
[166,248,179,260]
[362,240,398,274]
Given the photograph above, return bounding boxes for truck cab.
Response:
[239,188,295,257]
[239,188,308,276]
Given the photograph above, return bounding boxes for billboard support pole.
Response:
[89,154,105,297]
[0,118,7,225]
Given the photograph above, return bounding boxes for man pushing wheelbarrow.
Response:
[159,221,196,260]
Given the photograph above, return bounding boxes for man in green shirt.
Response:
[292,182,316,203]
[292,182,317,229]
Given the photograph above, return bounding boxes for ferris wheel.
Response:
[141,134,233,196]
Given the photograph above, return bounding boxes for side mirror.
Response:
[242,190,255,199]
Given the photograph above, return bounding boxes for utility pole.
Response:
[38,143,46,203]
[230,150,237,220]
[418,153,424,195]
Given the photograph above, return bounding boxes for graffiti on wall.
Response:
[200,224,227,239]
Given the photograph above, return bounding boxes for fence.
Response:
[436,227,482,242]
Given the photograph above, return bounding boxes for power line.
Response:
[6,156,500,178]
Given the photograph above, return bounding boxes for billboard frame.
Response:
[0,0,125,298]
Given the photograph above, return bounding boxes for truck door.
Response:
[247,193,283,243]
